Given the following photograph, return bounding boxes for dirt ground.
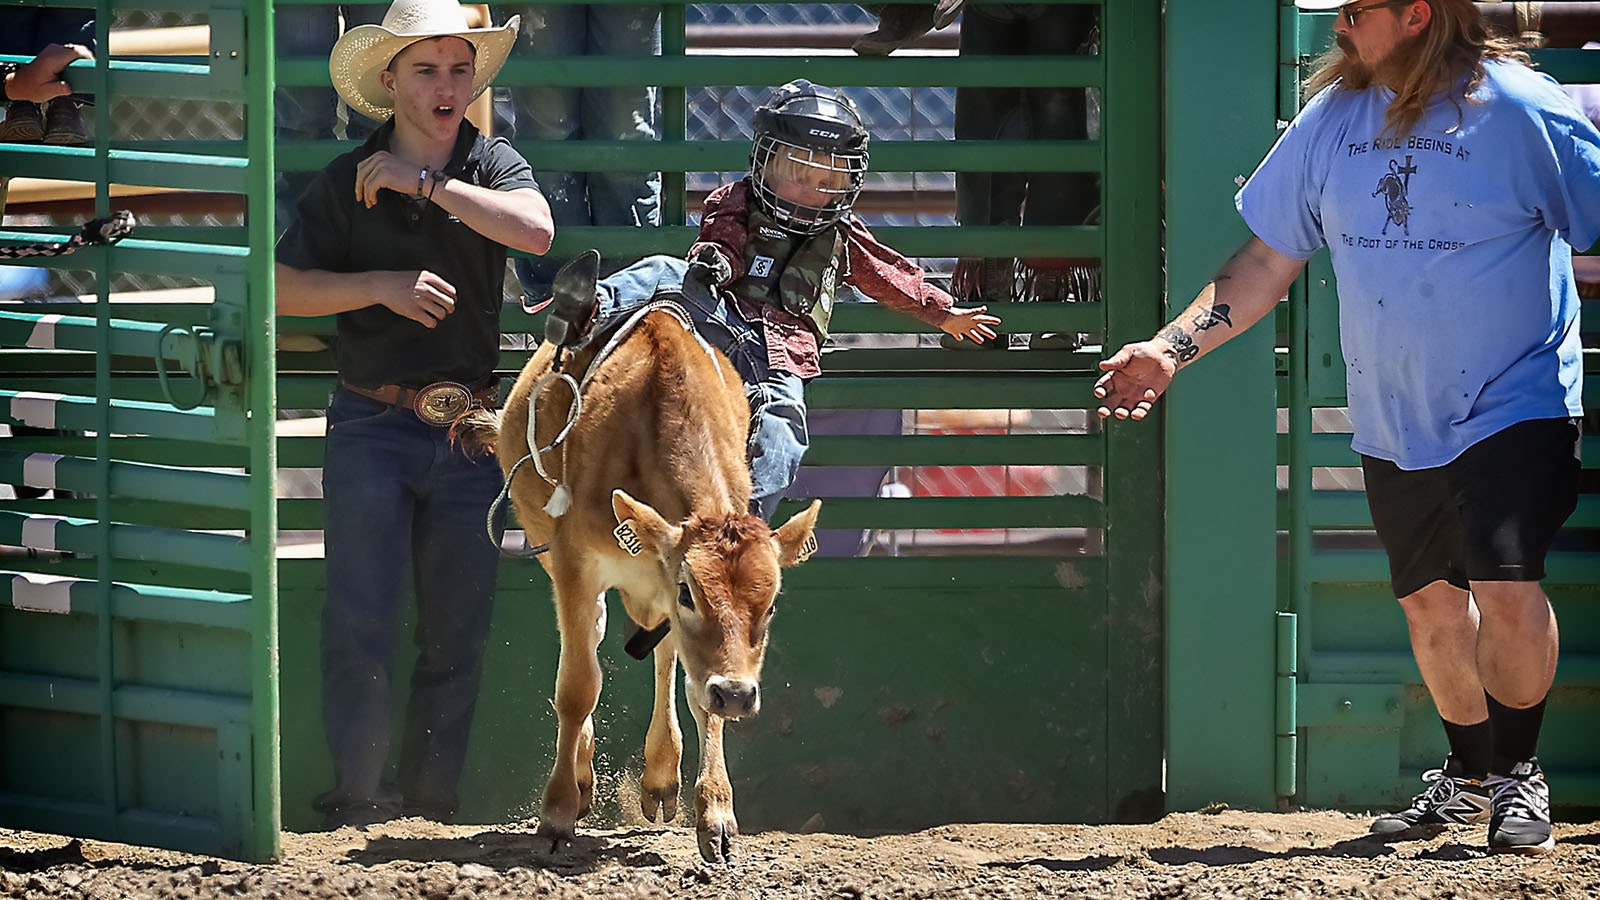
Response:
[3,809,1599,900]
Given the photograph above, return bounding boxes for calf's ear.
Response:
[773,499,823,567]
[611,489,682,559]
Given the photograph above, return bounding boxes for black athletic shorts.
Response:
[1361,417,1582,598]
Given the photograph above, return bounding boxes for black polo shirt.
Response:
[275,118,540,389]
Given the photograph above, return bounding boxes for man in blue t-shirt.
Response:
[1094,0,1600,856]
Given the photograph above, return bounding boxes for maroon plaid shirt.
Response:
[689,179,954,378]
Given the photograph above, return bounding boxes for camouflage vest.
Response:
[730,206,849,340]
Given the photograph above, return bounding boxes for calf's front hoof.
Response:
[535,819,574,854]
[696,817,736,864]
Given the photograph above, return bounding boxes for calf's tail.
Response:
[449,407,502,458]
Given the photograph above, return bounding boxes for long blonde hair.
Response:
[1304,0,1528,140]
[764,145,853,192]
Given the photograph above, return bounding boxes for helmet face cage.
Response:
[750,136,868,233]
[748,80,871,234]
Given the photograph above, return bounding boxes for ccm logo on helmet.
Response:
[808,127,842,139]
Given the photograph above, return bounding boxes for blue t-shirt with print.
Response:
[1237,60,1600,469]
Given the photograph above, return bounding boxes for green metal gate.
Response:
[0,1,280,860]
[268,0,1167,831]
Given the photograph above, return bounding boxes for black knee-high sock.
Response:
[1487,692,1547,776]
[1441,717,1492,780]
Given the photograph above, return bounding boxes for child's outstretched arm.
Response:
[842,218,1005,341]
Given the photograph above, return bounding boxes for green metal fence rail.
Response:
[265,0,1166,832]
[0,0,280,861]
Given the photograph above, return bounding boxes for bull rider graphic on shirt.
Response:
[1372,155,1415,236]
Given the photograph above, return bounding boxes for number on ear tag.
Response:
[614,520,643,556]
[796,533,818,562]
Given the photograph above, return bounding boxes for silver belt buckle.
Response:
[414,381,474,426]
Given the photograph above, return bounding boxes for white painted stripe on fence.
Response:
[11,572,73,614]
[20,515,60,551]
[22,452,63,490]
[11,391,63,429]
[25,314,63,349]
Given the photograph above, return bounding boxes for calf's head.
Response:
[611,490,821,719]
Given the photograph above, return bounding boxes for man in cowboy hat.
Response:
[275,0,553,829]
[1095,0,1600,855]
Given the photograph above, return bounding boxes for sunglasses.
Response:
[1341,0,1416,27]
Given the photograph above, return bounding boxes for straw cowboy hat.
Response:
[330,0,520,122]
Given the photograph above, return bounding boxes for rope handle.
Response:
[0,210,135,260]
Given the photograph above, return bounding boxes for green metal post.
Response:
[1162,0,1283,810]
[91,0,118,842]
[1275,611,1298,799]
[661,3,685,228]
[1101,0,1166,821]
[245,0,283,862]
[1283,9,1317,811]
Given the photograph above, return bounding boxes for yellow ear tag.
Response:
[796,533,818,562]
[614,520,643,556]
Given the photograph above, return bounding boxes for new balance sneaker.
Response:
[1485,759,1554,855]
[1370,757,1492,836]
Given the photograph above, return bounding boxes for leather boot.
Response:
[852,5,937,56]
[543,249,602,349]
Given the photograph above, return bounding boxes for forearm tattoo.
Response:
[1191,303,1233,331]
[1156,324,1201,363]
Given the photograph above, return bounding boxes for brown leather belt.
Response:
[341,378,498,425]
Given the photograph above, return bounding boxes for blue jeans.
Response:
[274,5,382,233]
[502,4,662,299]
[316,388,505,822]
[593,255,809,521]
[955,5,1098,229]
[0,9,95,56]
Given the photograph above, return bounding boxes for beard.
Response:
[1335,35,1378,88]
[1333,32,1423,92]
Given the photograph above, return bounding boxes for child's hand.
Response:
[687,244,734,286]
[939,305,1001,344]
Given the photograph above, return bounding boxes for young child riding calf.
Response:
[541,79,1001,519]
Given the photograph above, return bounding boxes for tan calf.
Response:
[466,310,820,863]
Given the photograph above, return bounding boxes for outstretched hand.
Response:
[1092,340,1178,420]
[940,305,1001,344]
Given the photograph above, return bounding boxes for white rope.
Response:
[514,296,725,521]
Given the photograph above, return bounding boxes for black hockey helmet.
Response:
[748,79,870,233]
